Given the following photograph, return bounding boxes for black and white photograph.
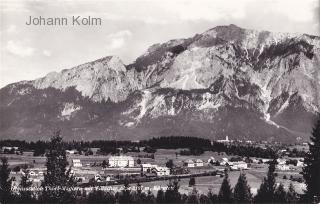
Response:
[0,0,320,203]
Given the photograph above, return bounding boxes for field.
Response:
[127,169,305,196]
[2,148,306,196]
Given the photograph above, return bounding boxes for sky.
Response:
[0,0,319,88]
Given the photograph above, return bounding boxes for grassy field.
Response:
[4,149,229,168]
[2,149,306,196]
[113,169,305,196]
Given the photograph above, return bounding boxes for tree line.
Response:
[1,136,279,159]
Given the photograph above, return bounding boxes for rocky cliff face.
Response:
[1,25,319,142]
[32,56,141,102]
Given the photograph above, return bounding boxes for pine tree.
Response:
[86,188,116,204]
[156,189,165,204]
[207,189,218,203]
[218,169,233,202]
[189,177,196,187]
[166,159,174,174]
[0,157,12,203]
[102,160,108,168]
[165,179,181,204]
[18,169,34,202]
[274,183,286,203]
[233,172,252,203]
[136,182,142,195]
[199,194,212,204]
[181,194,188,204]
[144,190,155,204]
[286,183,298,203]
[134,182,144,204]
[41,130,76,203]
[302,114,320,202]
[118,178,132,204]
[185,188,200,204]
[129,191,143,204]
[255,159,277,202]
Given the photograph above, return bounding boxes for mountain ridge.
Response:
[1,24,319,142]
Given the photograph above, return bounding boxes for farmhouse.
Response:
[296,160,304,167]
[72,159,82,167]
[152,166,170,176]
[141,163,157,172]
[27,168,47,176]
[184,159,195,168]
[1,146,19,153]
[72,168,105,183]
[74,176,86,183]
[26,168,46,184]
[277,158,286,165]
[183,159,204,168]
[220,158,229,166]
[195,159,204,167]
[231,161,248,170]
[29,171,36,176]
[217,136,232,143]
[277,164,290,171]
[66,150,78,155]
[140,163,170,176]
[208,157,215,164]
[109,156,134,167]
[2,146,19,151]
[94,174,103,182]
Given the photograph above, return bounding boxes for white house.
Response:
[141,163,157,172]
[296,160,304,167]
[106,176,111,182]
[27,168,47,177]
[29,171,36,176]
[94,174,103,182]
[108,156,134,167]
[183,159,204,168]
[184,159,195,168]
[2,146,19,151]
[208,157,215,164]
[66,150,77,155]
[1,146,19,153]
[220,158,229,166]
[217,136,232,143]
[195,159,204,167]
[72,159,82,167]
[152,166,170,176]
[232,161,248,170]
[277,164,290,171]
[277,158,286,165]
[74,176,86,183]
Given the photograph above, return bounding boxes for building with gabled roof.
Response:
[109,156,134,167]
[72,159,82,167]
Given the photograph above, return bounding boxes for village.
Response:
[1,137,307,195]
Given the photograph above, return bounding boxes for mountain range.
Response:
[1,24,319,142]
